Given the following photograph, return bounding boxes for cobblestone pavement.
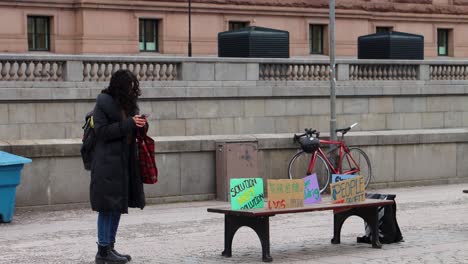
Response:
[1,184,468,264]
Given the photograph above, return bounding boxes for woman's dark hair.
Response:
[102,69,141,114]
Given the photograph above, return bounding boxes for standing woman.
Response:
[90,69,147,264]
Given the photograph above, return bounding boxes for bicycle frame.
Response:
[306,138,361,175]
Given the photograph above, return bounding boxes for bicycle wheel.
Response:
[341,148,372,188]
[288,150,331,193]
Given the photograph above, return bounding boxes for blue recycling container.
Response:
[0,151,31,223]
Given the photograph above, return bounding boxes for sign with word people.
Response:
[230,178,264,210]
[330,175,366,204]
[332,174,357,183]
[267,179,304,209]
[304,174,321,205]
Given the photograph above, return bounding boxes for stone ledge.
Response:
[1,129,467,158]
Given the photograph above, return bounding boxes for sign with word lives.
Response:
[267,179,304,209]
[330,175,366,204]
[230,178,264,210]
[304,174,321,205]
[332,174,357,183]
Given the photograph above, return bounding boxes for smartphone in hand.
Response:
[140,114,151,119]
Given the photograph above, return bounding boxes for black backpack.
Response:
[357,193,404,244]
[80,111,96,171]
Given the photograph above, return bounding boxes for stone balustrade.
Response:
[1,55,468,82]
[0,59,64,81]
[82,61,180,82]
[349,64,418,80]
[259,63,330,80]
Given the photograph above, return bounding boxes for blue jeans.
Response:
[97,211,121,246]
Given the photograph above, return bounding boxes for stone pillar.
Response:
[418,64,430,81]
[63,61,83,81]
[337,63,349,81]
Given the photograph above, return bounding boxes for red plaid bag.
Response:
[137,130,158,184]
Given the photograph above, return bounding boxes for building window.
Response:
[27,16,50,51]
[310,25,324,54]
[139,19,159,52]
[437,29,449,56]
[376,26,393,33]
[229,21,249,31]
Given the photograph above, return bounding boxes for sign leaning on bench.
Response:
[330,175,366,204]
[267,179,304,209]
[230,178,265,210]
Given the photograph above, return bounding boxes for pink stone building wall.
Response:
[0,0,467,57]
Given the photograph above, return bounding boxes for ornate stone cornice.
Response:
[2,0,468,15]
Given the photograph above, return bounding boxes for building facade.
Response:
[0,0,467,57]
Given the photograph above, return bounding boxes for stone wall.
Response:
[2,129,467,208]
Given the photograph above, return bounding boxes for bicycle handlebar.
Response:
[294,123,359,143]
[293,128,320,143]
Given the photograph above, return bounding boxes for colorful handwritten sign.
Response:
[332,174,357,183]
[267,179,304,209]
[330,175,366,204]
[304,174,321,205]
[230,178,264,210]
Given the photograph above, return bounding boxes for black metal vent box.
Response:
[358,31,424,60]
[218,26,289,58]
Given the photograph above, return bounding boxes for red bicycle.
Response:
[288,123,372,193]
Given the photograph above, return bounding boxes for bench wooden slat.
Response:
[207,198,394,217]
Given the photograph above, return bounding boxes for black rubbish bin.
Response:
[218,26,289,58]
[358,31,424,60]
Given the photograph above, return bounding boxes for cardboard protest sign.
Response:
[330,175,366,204]
[304,174,321,205]
[332,174,357,183]
[230,178,264,210]
[267,179,304,209]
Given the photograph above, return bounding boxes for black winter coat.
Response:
[90,93,146,213]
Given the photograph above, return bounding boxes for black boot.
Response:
[111,243,132,261]
[95,244,128,264]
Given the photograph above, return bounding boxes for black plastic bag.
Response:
[357,193,403,244]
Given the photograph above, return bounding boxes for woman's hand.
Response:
[132,115,147,128]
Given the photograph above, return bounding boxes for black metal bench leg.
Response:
[366,207,382,249]
[332,207,382,249]
[331,213,345,244]
[222,215,273,262]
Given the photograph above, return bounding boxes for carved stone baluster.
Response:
[139,63,146,81]
[165,64,172,80]
[267,64,274,81]
[49,62,56,81]
[153,63,160,80]
[462,66,467,80]
[296,65,303,80]
[262,64,269,80]
[16,61,24,81]
[33,61,41,81]
[258,64,264,80]
[436,65,441,80]
[284,64,292,81]
[305,65,311,80]
[82,62,89,81]
[43,62,51,81]
[132,63,139,80]
[351,65,357,80]
[441,66,447,80]
[361,65,368,80]
[160,64,167,81]
[111,62,118,76]
[97,63,104,82]
[381,65,387,80]
[172,64,179,80]
[146,63,153,81]
[104,63,112,81]
[274,64,280,81]
[90,62,98,82]
[56,62,63,81]
[24,61,32,81]
[8,61,16,81]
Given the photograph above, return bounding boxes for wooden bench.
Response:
[207,198,395,262]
